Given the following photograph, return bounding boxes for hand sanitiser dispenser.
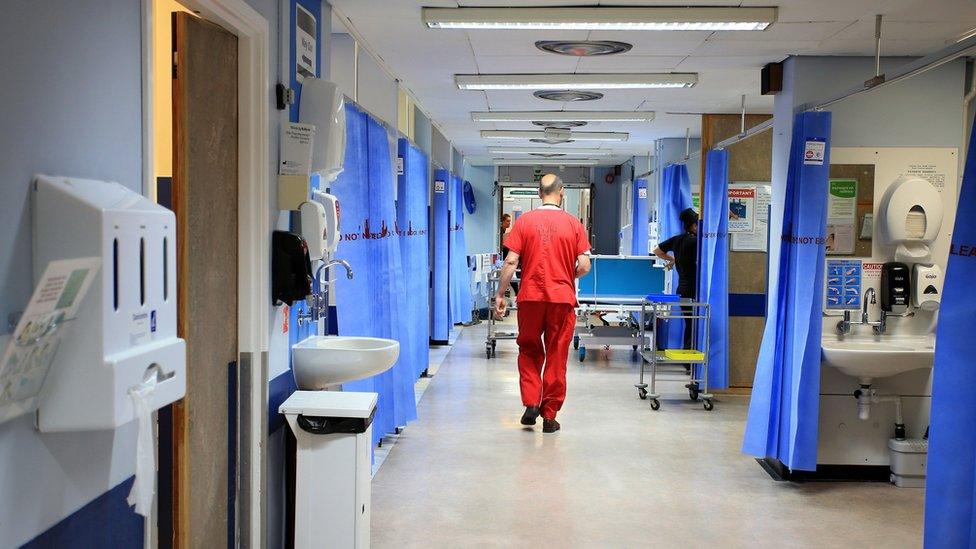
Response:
[298,191,340,260]
[912,264,943,311]
[880,262,911,314]
[32,175,186,432]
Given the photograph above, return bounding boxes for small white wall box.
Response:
[32,175,186,432]
[878,175,944,260]
[912,263,944,311]
[888,438,928,488]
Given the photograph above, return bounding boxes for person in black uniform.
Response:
[652,208,699,356]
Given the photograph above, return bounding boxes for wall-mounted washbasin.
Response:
[821,335,935,384]
[292,336,399,390]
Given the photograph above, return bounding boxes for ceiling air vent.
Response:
[532,120,587,128]
[535,40,633,57]
[529,152,567,158]
[530,138,576,144]
[533,90,604,102]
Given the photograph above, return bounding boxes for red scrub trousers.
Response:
[516,301,576,420]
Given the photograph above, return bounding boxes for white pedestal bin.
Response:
[280,390,377,549]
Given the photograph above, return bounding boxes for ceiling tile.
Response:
[575,55,686,72]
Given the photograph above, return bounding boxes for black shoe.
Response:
[542,418,561,433]
[520,407,540,426]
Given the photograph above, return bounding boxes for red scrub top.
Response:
[504,207,590,306]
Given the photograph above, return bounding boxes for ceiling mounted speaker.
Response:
[533,90,604,102]
[535,40,633,56]
[532,120,587,128]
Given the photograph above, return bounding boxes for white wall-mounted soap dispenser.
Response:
[912,264,943,311]
[32,175,186,432]
[878,175,944,261]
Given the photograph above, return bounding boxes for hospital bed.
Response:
[574,255,667,361]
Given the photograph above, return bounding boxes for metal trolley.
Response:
[636,298,713,411]
[485,269,519,358]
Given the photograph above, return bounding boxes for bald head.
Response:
[539,173,564,200]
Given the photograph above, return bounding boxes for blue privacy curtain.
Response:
[397,139,430,379]
[431,169,450,342]
[658,164,693,349]
[924,121,976,546]
[742,111,831,471]
[697,150,729,389]
[449,174,473,324]
[631,178,650,255]
[332,104,417,444]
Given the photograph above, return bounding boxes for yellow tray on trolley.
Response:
[663,349,705,361]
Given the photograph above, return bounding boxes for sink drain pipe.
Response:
[854,386,907,439]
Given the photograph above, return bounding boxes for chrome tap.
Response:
[302,258,354,331]
[316,258,354,282]
[862,288,876,324]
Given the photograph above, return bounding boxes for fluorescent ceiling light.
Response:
[424,7,776,31]
[489,146,612,156]
[456,73,697,90]
[492,158,600,166]
[482,130,628,142]
[472,111,656,123]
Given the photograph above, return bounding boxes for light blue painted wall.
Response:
[655,138,702,196]
[0,1,145,546]
[462,164,497,309]
[463,165,498,256]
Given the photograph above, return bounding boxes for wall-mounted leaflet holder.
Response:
[29,175,187,433]
[0,258,99,425]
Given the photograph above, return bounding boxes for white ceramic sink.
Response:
[821,335,935,383]
[292,336,399,389]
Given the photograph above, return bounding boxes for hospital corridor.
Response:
[2,0,976,548]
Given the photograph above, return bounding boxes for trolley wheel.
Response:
[486,349,492,359]
[578,347,586,362]
[632,344,638,351]
[637,387,648,400]
[650,399,661,411]
[689,386,700,401]
[703,399,714,411]
[573,336,580,350]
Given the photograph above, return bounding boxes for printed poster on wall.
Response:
[295,4,317,83]
[728,184,756,234]
[826,179,857,255]
[825,259,862,310]
[731,183,771,252]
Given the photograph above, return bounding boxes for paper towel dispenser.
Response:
[878,176,944,260]
[32,175,186,432]
[299,78,346,182]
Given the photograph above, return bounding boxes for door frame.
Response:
[496,182,597,249]
[141,0,270,546]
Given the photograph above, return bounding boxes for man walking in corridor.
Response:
[494,174,591,433]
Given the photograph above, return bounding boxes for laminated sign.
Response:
[728,184,757,233]
[803,139,826,165]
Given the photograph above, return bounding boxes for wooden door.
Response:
[171,12,238,549]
